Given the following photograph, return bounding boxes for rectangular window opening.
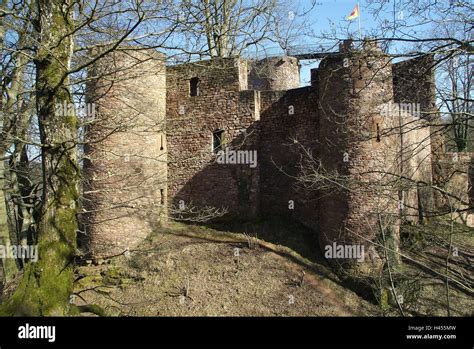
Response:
[213,130,224,154]
[190,77,199,97]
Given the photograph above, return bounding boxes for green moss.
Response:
[77,304,107,317]
[0,251,74,316]
[379,287,390,313]
[0,162,19,282]
[385,225,401,269]
[0,0,82,317]
[76,274,102,289]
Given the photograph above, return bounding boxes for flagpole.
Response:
[358,1,362,41]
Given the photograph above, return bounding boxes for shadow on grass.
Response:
[161,216,374,300]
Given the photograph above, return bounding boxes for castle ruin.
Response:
[83,40,472,277]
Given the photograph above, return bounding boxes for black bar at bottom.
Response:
[0,316,471,348]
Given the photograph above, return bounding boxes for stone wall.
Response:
[317,41,401,276]
[398,116,434,222]
[393,55,474,219]
[248,56,300,91]
[393,54,443,210]
[83,42,465,279]
[437,152,473,223]
[259,86,320,229]
[393,55,437,115]
[83,49,167,258]
[166,58,260,219]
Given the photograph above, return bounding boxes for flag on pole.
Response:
[347,3,360,20]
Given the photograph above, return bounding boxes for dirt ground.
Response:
[74,221,379,316]
[74,219,473,317]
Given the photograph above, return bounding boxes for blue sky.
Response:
[295,0,385,85]
[290,0,449,85]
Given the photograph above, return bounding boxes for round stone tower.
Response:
[317,40,400,279]
[248,56,300,91]
[83,48,167,259]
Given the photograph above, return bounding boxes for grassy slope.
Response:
[73,218,473,316]
[75,220,378,316]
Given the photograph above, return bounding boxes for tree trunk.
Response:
[0,159,18,285]
[1,0,79,316]
[0,0,19,285]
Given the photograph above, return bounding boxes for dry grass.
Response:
[73,218,473,316]
[74,220,378,316]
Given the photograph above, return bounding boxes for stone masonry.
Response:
[84,40,471,277]
[84,49,167,257]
